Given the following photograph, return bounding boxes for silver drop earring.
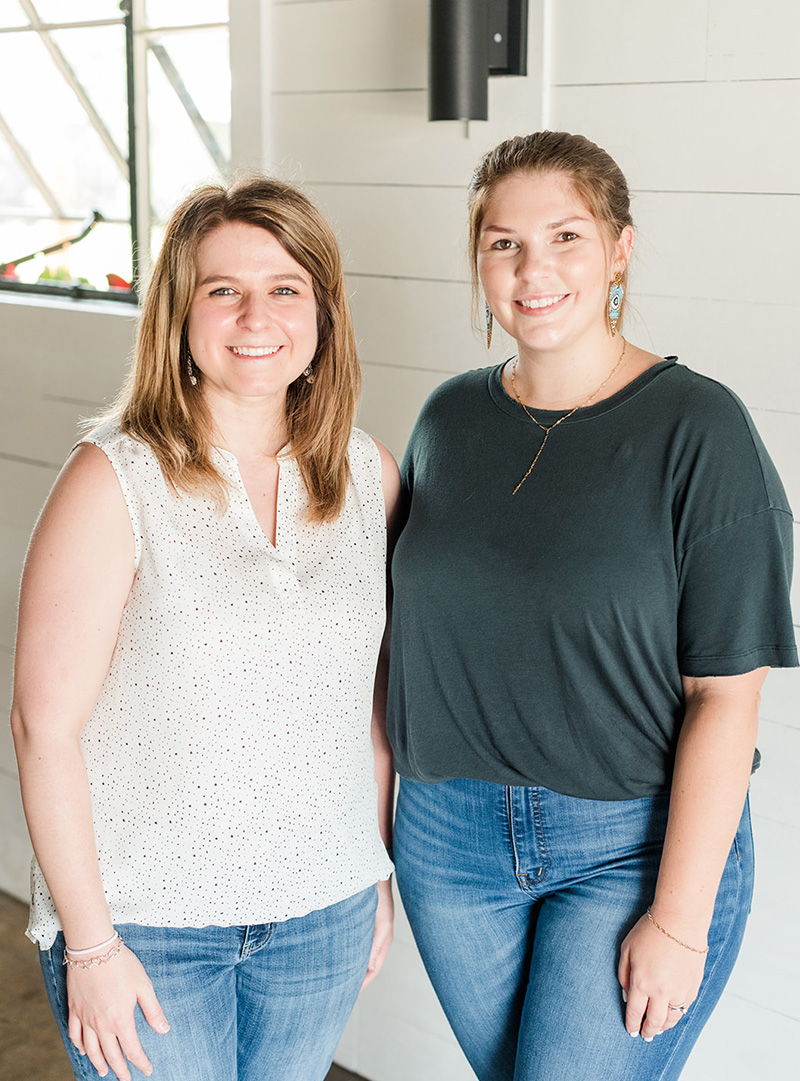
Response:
[187,350,198,387]
[303,366,315,384]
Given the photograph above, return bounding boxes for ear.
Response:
[612,224,634,276]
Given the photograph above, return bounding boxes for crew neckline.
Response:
[488,357,678,424]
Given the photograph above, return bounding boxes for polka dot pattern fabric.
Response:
[29,423,393,948]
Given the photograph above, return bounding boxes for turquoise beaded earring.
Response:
[608,273,624,336]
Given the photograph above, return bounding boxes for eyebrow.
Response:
[197,272,310,286]
[481,216,593,234]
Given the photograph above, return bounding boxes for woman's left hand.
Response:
[361,879,394,989]
[618,912,707,1040]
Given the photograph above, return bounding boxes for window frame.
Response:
[0,0,231,307]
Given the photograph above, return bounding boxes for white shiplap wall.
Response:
[1,1,797,1078]
[268,2,799,1080]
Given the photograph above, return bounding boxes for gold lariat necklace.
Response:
[510,338,627,495]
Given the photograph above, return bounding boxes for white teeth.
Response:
[230,346,280,357]
[519,295,566,310]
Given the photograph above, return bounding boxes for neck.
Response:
[203,389,289,461]
[509,336,627,411]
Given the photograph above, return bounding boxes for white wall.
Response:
[1,1,798,1078]
[267,2,800,1079]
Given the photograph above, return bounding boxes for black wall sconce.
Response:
[429,0,529,122]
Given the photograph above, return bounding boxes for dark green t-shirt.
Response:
[387,359,798,800]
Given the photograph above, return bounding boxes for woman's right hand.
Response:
[66,945,170,1081]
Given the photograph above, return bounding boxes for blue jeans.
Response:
[39,885,377,1081]
[394,778,753,1081]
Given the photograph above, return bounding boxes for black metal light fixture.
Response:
[429,0,528,122]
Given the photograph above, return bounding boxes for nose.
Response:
[516,241,551,283]
[236,292,272,331]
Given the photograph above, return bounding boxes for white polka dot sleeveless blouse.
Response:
[28,422,393,948]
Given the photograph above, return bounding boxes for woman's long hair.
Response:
[97,175,360,524]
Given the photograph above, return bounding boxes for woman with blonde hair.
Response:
[388,131,797,1079]
[12,175,398,1081]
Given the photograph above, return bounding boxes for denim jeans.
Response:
[394,778,753,1081]
[39,885,377,1081]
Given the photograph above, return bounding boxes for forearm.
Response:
[619,672,764,1036]
[652,679,760,941]
[13,716,114,948]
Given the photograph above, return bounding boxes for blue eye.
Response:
[273,287,298,295]
[210,287,236,296]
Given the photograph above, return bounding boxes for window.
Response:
[0,0,230,304]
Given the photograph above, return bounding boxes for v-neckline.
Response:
[215,446,287,552]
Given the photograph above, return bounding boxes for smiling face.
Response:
[478,171,632,361]
[187,220,319,409]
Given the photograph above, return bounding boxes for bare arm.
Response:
[618,667,766,1039]
[11,443,168,1080]
[361,439,402,988]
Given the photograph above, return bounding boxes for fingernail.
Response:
[158,1020,170,1032]
[622,989,627,1002]
[629,1031,638,1038]
[643,1036,653,1043]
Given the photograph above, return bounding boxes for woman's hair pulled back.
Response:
[468,131,633,318]
[100,174,360,524]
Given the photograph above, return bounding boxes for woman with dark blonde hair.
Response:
[388,131,797,1079]
[12,175,399,1081]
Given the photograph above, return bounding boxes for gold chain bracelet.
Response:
[646,907,709,955]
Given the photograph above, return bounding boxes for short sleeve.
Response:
[677,507,798,676]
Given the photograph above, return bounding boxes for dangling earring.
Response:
[608,272,624,337]
[485,302,493,349]
[187,349,198,387]
[302,365,315,385]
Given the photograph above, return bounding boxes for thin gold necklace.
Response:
[510,339,627,495]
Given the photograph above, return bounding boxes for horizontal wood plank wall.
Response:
[271,1,799,1079]
[1,0,796,1076]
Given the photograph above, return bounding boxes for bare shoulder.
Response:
[368,437,402,535]
[373,438,399,478]
[27,441,135,580]
[43,441,125,509]
[372,438,400,494]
